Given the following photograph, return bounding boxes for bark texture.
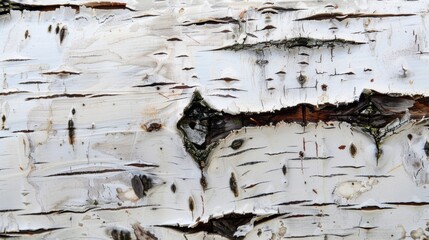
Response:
[0,0,429,239]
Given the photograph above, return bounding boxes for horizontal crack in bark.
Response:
[0,228,64,237]
[26,93,91,101]
[211,37,366,51]
[296,12,415,21]
[159,213,283,240]
[181,17,239,26]
[177,90,429,167]
[45,169,124,177]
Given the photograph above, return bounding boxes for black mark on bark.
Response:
[131,175,153,199]
[229,173,238,197]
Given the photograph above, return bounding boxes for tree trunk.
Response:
[1,0,429,239]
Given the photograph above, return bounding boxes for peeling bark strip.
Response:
[178,90,428,165]
[1,0,131,14]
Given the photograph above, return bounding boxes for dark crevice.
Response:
[0,91,29,96]
[288,234,353,238]
[296,12,415,21]
[0,209,24,213]
[310,173,347,178]
[26,93,91,101]
[355,175,392,178]
[21,207,95,216]
[181,17,238,26]
[0,228,64,237]
[275,200,312,206]
[383,202,429,206]
[257,6,303,12]
[211,37,366,51]
[302,202,336,207]
[219,147,266,158]
[241,191,282,200]
[125,163,159,168]
[177,90,429,167]
[236,161,266,167]
[42,70,80,75]
[45,169,124,177]
[159,213,283,240]
[133,82,175,88]
[94,204,160,211]
[340,205,394,211]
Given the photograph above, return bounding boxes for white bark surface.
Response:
[0,0,429,239]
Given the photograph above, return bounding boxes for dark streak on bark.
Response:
[0,91,29,96]
[90,94,119,98]
[59,26,67,44]
[125,163,159,168]
[287,233,353,238]
[340,205,394,211]
[26,93,91,101]
[334,165,365,169]
[1,58,32,62]
[354,226,378,230]
[310,173,347,178]
[133,82,175,88]
[42,70,80,75]
[229,172,238,197]
[111,229,131,240]
[0,209,24,213]
[236,161,266,167]
[296,12,415,21]
[257,6,303,12]
[242,181,269,189]
[45,169,124,177]
[288,156,333,160]
[241,191,282,200]
[21,207,95,215]
[219,147,266,158]
[355,175,392,178]
[283,214,329,219]
[170,85,196,90]
[0,228,64,237]
[94,204,160,211]
[181,17,238,26]
[67,119,75,145]
[383,202,429,206]
[265,151,297,156]
[131,175,153,199]
[302,202,336,207]
[19,81,49,84]
[276,200,312,206]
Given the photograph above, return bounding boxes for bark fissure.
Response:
[212,37,366,51]
[178,90,429,166]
